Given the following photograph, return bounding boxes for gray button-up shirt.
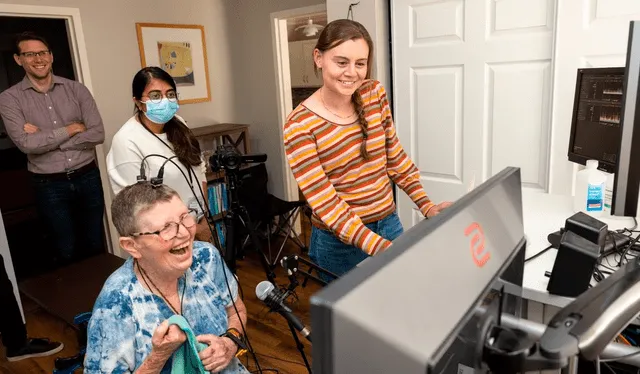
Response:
[0,75,105,174]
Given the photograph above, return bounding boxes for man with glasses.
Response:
[0,31,106,267]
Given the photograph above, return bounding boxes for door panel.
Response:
[391,0,555,228]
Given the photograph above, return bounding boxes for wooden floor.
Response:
[0,230,319,374]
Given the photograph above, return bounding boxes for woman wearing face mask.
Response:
[107,67,210,240]
[283,19,452,280]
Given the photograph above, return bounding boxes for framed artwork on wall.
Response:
[135,23,211,104]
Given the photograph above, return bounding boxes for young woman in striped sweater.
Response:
[283,19,452,280]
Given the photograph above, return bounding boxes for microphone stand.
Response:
[273,255,337,373]
[280,254,338,299]
[263,281,313,374]
[285,316,313,374]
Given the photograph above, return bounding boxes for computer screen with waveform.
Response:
[568,67,625,173]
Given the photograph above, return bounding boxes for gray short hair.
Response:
[111,182,179,236]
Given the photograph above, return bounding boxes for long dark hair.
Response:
[132,66,202,167]
[314,19,374,159]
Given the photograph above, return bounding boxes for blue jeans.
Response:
[309,211,404,283]
[31,166,105,262]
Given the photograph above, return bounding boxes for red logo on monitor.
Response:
[465,222,489,267]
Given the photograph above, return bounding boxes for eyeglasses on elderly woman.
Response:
[129,208,198,241]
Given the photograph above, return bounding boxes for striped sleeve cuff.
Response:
[420,201,436,217]
[402,178,435,217]
[357,232,392,256]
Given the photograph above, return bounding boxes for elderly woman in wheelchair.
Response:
[83,182,250,373]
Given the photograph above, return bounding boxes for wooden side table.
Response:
[192,123,252,184]
[191,123,250,154]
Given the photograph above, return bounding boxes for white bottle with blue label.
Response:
[573,159,606,217]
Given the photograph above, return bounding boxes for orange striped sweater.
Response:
[283,80,434,255]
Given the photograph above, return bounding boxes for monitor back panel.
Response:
[311,167,525,374]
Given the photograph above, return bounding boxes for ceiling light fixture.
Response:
[295,19,324,37]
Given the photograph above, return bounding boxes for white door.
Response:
[391,0,555,228]
[549,1,640,196]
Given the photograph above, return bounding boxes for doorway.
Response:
[287,13,326,108]
[0,15,107,281]
[271,4,326,202]
[288,12,326,245]
[271,4,326,245]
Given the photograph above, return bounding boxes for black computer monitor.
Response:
[567,67,625,174]
[310,167,526,374]
[613,20,640,218]
[565,21,640,218]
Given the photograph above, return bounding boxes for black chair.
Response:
[52,312,91,374]
[236,163,307,267]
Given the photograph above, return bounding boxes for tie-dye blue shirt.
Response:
[84,241,249,373]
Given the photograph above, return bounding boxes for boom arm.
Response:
[482,256,640,373]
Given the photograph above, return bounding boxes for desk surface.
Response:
[521,189,635,307]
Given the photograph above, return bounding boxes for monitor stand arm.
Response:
[482,321,568,373]
[482,255,640,373]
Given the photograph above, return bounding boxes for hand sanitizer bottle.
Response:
[603,172,614,215]
[573,160,606,216]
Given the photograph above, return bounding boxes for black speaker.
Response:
[564,212,607,250]
[547,230,600,297]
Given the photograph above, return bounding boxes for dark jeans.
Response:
[0,254,27,349]
[31,166,105,262]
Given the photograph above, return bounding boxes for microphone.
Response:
[255,280,312,342]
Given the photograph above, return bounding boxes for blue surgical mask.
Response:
[142,98,179,124]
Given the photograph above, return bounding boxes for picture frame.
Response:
[135,23,211,104]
